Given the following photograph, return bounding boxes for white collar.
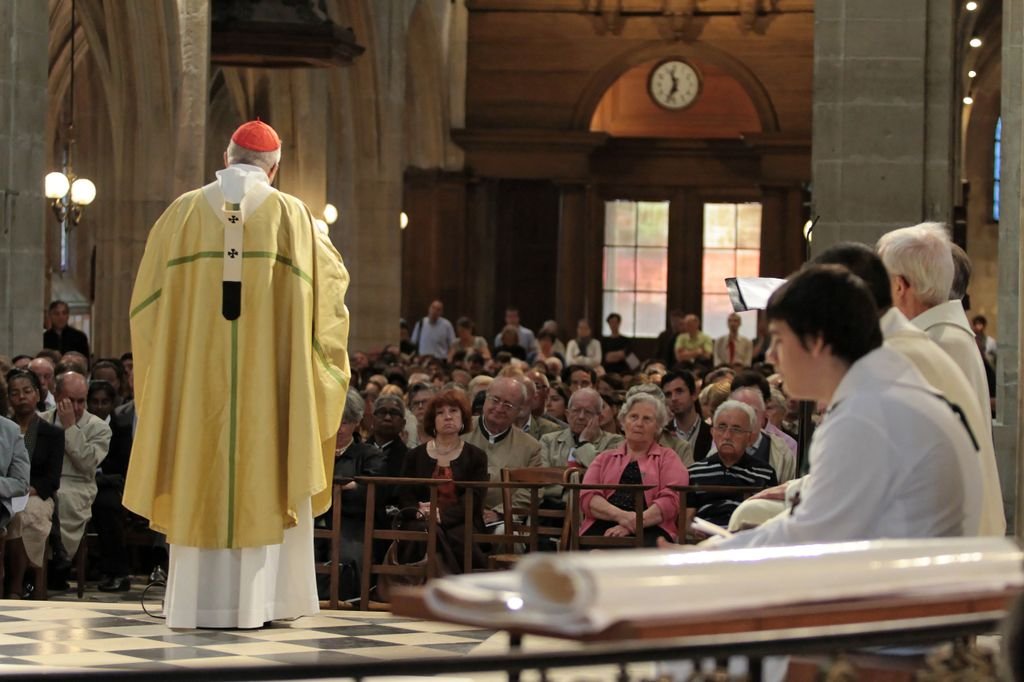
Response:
[911,300,973,335]
[215,164,269,204]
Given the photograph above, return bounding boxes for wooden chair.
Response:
[356,475,446,611]
[566,482,653,550]
[671,484,764,542]
[312,480,352,610]
[487,467,580,567]
[458,480,533,572]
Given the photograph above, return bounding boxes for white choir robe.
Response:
[164,498,318,629]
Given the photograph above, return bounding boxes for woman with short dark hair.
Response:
[397,390,488,574]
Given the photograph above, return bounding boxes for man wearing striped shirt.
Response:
[685,400,777,533]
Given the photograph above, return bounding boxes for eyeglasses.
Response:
[410,399,430,409]
[487,395,518,411]
[713,424,751,436]
[373,408,404,418]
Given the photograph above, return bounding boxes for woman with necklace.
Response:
[3,369,63,598]
[397,389,488,573]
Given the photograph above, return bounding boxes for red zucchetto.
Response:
[230,119,281,152]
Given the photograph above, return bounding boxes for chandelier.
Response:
[44,0,95,229]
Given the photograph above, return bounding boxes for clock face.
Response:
[648,60,701,111]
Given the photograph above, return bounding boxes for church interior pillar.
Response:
[998,0,1023,535]
[811,0,956,253]
[0,0,48,356]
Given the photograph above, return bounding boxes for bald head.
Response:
[56,371,88,422]
[730,386,767,429]
[28,357,55,396]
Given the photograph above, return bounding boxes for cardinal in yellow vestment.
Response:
[124,120,350,628]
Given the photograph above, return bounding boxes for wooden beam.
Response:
[467,0,814,13]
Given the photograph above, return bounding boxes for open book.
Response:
[423,537,1024,636]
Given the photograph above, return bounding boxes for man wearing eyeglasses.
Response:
[463,377,542,523]
[685,400,777,535]
[538,388,624,506]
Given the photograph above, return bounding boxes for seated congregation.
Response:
[0,223,1003,604]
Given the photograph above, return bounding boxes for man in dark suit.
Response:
[42,300,90,359]
[90,394,135,591]
[369,395,409,510]
[655,309,685,369]
[663,370,713,461]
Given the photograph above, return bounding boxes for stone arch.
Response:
[571,42,780,133]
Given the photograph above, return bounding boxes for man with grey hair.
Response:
[463,376,542,521]
[686,400,777,532]
[625,383,695,465]
[28,357,57,411]
[539,388,624,502]
[125,120,351,628]
[877,223,990,420]
[728,386,796,483]
[513,372,561,439]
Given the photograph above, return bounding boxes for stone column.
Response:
[0,1,48,357]
[811,0,956,253]
[173,0,210,196]
[999,0,1023,536]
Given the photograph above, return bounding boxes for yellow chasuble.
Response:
[125,177,350,549]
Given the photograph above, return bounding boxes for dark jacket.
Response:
[102,403,135,479]
[332,438,386,520]
[43,325,90,358]
[373,437,409,511]
[398,442,488,530]
[26,417,63,501]
[693,419,714,462]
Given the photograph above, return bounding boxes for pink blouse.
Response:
[580,442,689,540]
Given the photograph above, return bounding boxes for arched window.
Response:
[994,116,1002,222]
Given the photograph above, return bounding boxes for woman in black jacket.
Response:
[4,369,64,599]
[398,389,488,573]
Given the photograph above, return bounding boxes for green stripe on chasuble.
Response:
[313,338,347,387]
[130,289,162,318]
[166,250,312,285]
[227,319,239,546]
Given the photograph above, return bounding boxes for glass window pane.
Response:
[634,293,667,338]
[702,249,734,294]
[603,246,637,291]
[736,203,762,249]
[636,248,668,292]
[636,201,669,247]
[701,294,735,341]
[603,291,636,336]
[703,204,736,248]
[605,201,637,245]
[736,249,761,277]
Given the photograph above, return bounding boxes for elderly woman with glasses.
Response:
[579,392,688,546]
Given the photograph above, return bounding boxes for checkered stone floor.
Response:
[0,597,494,674]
